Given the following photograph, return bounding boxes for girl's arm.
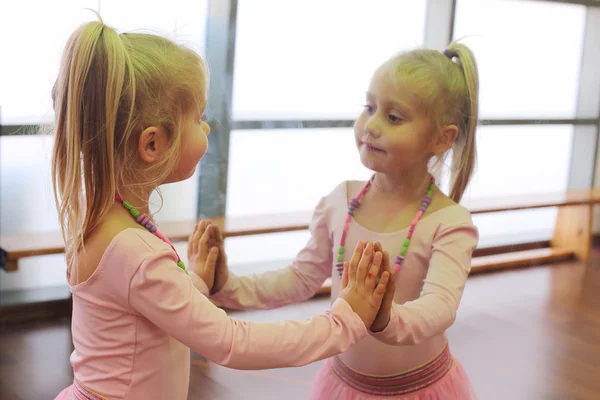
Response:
[129,245,388,370]
[370,223,478,346]
[208,196,333,310]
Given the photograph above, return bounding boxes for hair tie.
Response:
[443,49,456,59]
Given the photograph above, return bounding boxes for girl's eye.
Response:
[363,105,374,113]
[389,115,402,122]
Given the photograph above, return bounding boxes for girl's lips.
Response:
[364,143,384,152]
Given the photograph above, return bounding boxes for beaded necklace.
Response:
[115,194,188,274]
[335,175,435,276]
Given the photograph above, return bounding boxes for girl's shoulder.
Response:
[72,224,171,287]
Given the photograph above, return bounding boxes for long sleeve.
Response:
[371,223,478,346]
[210,196,333,310]
[128,249,366,370]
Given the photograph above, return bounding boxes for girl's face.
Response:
[354,65,435,175]
[164,108,210,184]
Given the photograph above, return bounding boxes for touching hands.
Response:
[369,242,396,332]
[338,241,390,329]
[187,220,229,293]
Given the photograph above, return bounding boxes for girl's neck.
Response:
[371,170,432,203]
[115,188,153,217]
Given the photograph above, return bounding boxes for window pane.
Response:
[465,125,572,198]
[226,128,371,216]
[0,135,60,233]
[232,0,427,120]
[463,124,574,243]
[0,1,96,125]
[100,0,207,55]
[453,0,586,119]
[0,0,207,125]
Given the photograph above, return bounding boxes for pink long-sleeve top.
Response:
[211,181,479,375]
[65,228,367,399]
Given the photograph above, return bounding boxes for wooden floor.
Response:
[1,249,599,400]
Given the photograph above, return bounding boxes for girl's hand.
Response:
[207,223,229,294]
[338,242,390,329]
[369,242,396,332]
[188,220,219,291]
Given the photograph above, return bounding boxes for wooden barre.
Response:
[2,188,599,271]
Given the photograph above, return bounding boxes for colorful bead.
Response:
[336,174,435,278]
[116,195,187,274]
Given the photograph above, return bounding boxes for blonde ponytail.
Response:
[52,20,134,271]
[444,42,479,203]
[52,17,207,278]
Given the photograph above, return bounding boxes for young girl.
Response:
[204,42,480,399]
[51,19,392,400]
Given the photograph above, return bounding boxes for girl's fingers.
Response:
[356,243,374,285]
[365,251,382,291]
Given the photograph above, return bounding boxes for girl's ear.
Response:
[434,124,459,154]
[138,126,169,163]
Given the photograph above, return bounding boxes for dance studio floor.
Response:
[1,249,599,399]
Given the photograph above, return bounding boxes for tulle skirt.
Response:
[309,343,477,399]
[54,379,106,400]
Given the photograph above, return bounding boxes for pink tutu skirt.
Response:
[55,379,106,400]
[309,343,477,399]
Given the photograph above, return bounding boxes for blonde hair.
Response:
[51,18,207,266]
[381,41,479,203]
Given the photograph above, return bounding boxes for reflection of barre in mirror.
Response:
[3,189,598,273]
